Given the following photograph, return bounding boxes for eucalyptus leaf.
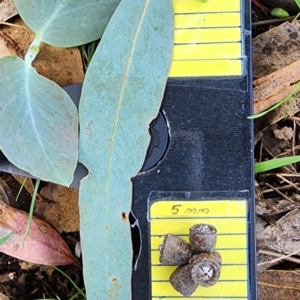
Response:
[79,0,174,298]
[0,56,78,186]
[14,0,121,47]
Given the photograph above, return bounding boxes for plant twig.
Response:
[258,281,300,291]
[276,174,300,193]
[265,183,297,204]
[253,16,297,26]
[262,182,300,194]
[259,249,300,264]
[258,247,300,266]
[0,21,25,28]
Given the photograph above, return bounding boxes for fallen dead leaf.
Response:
[18,261,36,271]
[0,0,17,22]
[256,197,297,216]
[0,178,17,208]
[0,31,17,57]
[257,209,300,254]
[262,124,292,157]
[259,269,300,299]
[273,126,293,140]
[0,200,79,267]
[253,60,300,114]
[34,184,79,233]
[254,98,300,133]
[253,21,300,79]
[0,291,9,300]
[0,18,84,87]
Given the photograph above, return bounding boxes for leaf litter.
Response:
[0,0,17,23]
[253,16,300,300]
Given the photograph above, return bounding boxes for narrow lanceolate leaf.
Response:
[0,56,78,186]
[79,0,174,298]
[255,156,300,173]
[0,201,78,266]
[14,0,121,47]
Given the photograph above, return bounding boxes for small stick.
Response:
[258,247,300,266]
[259,249,300,264]
[253,16,297,26]
[262,183,300,194]
[258,281,300,291]
[278,173,300,178]
[265,183,297,204]
[276,174,300,193]
[0,21,25,28]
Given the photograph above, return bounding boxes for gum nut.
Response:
[189,223,217,253]
[159,233,192,265]
[189,252,222,287]
[169,264,198,296]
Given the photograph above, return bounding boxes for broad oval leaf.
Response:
[14,0,121,47]
[0,201,78,266]
[270,8,289,18]
[79,0,174,298]
[0,56,78,186]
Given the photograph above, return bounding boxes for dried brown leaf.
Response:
[262,124,292,157]
[259,270,300,300]
[253,60,300,114]
[273,126,293,140]
[35,184,79,233]
[0,178,16,207]
[0,291,9,300]
[0,201,79,267]
[0,0,17,22]
[253,22,300,79]
[257,209,300,254]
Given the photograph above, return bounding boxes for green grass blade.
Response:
[15,177,27,202]
[53,267,86,299]
[0,232,14,246]
[255,156,300,173]
[68,289,86,300]
[248,81,300,119]
[22,179,40,248]
[294,0,300,10]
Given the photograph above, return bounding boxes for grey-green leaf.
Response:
[0,56,78,186]
[14,0,121,47]
[78,0,174,298]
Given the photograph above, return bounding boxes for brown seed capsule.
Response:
[169,264,198,296]
[189,251,222,287]
[159,233,192,265]
[189,224,217,253]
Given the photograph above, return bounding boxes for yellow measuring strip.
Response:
[150,200,248,299]
[170,0,243,77]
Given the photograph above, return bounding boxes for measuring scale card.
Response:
[150,200,248,299]
[170,0,243,77]
[131,0,255,298]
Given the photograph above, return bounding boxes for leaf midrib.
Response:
[103,0,151,280]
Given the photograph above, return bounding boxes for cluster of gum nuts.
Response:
[159,223,222,296]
